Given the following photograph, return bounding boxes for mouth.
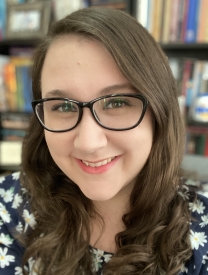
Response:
[81,157,116,167]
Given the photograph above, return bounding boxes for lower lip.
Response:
[75,156,120,174]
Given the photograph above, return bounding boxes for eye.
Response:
[103,98,131,109]
[52,101,78,112]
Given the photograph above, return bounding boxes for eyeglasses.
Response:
[31,94,148,132]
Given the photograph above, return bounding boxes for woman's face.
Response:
[41,36,154,203]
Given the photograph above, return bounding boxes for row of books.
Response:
[0,111,30,140]
[169,58,208,124]
[0,48,34,112]
[135,0,208,43]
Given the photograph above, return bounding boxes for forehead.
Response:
[41,35,129,101]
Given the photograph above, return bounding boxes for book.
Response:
[195,135,206,155]
[199,62,208,94]
[161,0,172,43]
[0,0,6,41]
[188,60,204,119]
[135,0,149,29]
[0,55,9,111]
[185,0,200,43]
[197,0,207,42]
[204,136,208,157]
[0,128,25,141]
[176,0,186,41]
[3,62,17,111]
[0,140,22,166]
[147,0,153,34]
[181,0,189,42]
[22,65,33,112]
[169,0,180,42]
[152,0,163,41]
[1,112,31,130]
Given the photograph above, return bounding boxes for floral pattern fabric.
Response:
[0,172,208,274]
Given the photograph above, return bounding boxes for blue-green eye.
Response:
[52,102,78,112]
[103,98,131,109]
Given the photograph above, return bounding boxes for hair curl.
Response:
[21,7,192,275]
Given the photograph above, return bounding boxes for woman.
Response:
[0,7,208,275]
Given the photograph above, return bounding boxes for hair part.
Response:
[21,7,191,275]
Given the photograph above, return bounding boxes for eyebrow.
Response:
[44,83,137,99]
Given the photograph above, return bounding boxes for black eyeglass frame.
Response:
[31,94,148,132]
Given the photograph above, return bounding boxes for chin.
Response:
[81,190,117,202]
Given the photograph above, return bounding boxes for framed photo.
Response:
[5,1,51,39]
[90,0,131,13]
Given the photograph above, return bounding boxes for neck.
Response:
[90,183,133,253]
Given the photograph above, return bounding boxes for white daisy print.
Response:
[190,230,207,250]
[12,193,23,209]
[0,233,13,247]
[103,253,112,263]
[91,248,104,272]
[185,179,200,187]
[0,188,14,203]
[180,263,188,273]
[0,176,5,184]
[0,203,11,223]
[15,267,23,275]
[28,257,41,275]
[21,187,28,194]
[189,200,206,214]
[200,215,208,228]
[16,221,23,233]
[202,254,208,264]
[0,247,15,268]
[23,209,37,232]
[178,185,189,200]
[12,171,20,180]
[0,219,3,229]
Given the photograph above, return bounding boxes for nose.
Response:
[73,108,107,153]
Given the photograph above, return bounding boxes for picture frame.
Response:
[5,1,51,39]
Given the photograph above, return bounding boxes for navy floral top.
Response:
[0,172,208,274]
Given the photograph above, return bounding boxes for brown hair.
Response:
[21,7,192,275]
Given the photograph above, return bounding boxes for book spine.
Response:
[204,136,208,156]
[197,0,206,42]
[176,0,186,41]
[136,0,149,29]
[152,0,163,41]
[169,0,180,42]
[23,65,33,112]
[195,135,206,155]
[161,0,172,43]
[185,0,199,43]
[181,0,189,42]
[0,0,6,41]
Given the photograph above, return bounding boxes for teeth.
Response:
[82,157,115,167]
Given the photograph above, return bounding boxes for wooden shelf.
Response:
[160,43,208,59]
[0,38,41,55]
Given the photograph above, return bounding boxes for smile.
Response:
[81,157,116,167]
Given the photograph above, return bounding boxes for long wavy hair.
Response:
[21,7,192,275]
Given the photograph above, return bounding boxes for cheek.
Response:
[44,131,73,157]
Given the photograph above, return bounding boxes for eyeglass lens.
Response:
[35,96,144,131]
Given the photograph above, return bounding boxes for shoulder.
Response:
[0,172,36,233]
[182,185,208,274]
[0,173,25,273]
